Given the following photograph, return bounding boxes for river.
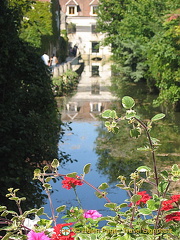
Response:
[44,59,180,224]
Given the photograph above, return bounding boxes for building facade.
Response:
[59,0,111,60]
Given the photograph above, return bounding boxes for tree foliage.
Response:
[97,0,180,109]
[8,0,57,51]
[0,1,60,209]
[19,1,53,48]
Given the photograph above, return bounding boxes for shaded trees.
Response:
[0,1,60,209]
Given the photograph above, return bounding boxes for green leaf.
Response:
[110,110,118,119]
[9,197,19,201]
[105,121,110,127]
[19,197,26,201]
[104,203,117,208]
[83,163,91,174]
[158,181,169,193]
[130,194,141,203]
[116,184,125,188]
[98,182,109,190]
[151,113,165,122]
[147,199,158,211]
[160,170,169,179]
[37,207,44,216]
[122,96,135,109]
[119,203,128,208]
[51,159,59,168]
[34,169,41,177]
[66,172,77,178]
[126,110,137,119]
[137,146,151,151]
[130,128,141,138]
[95,191,107,199]
[1,232,13,240]
[45,177,52,182]
[172,164,179,172]
[137,166,151,172]
[43,183,52,189]
[102,109,112,119]
[43,166,49,172]
[56,205,66,212]
[138,208,152,215]
[0,206,7,212]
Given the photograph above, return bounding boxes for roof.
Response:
[89,0,99,5]
[66,0,78,5]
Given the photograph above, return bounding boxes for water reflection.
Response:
[61,60,116,121]
[45,60,180,224]
[44,61,128,223]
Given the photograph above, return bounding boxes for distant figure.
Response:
[72,45,78,57]
[69,47,73,57]
[41,53,49,65]
[51,54,58,67]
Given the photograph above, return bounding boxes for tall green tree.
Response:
[0,0,60,209]
[147,9,180,108]
[19,1,53,48]
[8,0,57,52]
[97,0,180,108]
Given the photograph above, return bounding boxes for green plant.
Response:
[0,96,179,240]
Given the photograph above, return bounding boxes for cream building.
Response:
[59,0,111,60]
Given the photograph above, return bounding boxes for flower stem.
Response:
[73,187,83,208]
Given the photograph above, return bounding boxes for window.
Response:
[92,42,99,53]
[91,25,97,33]
[66,5,78,15]
[92,66,99,76]
[69,6,75,14]
[90,5,98,15]
[92,6,98,14]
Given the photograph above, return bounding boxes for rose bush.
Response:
[0,96,180,240]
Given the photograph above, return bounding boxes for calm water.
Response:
[44,60,180,224]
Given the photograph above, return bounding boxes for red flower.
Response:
[165,212,180,222]
[62,176,83,190]
[161,195,180,211]
[135,191,152,205]
[51,223,75,240]
[161,200,174,211]
[129,191,152,206]
[171,195,180,203]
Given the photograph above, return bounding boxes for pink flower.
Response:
[27,230,50,240]
[83,210,102,219]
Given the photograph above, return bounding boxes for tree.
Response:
[19,1,53,49]
[0,0,60,209]
[147,9,180,109]
[97,0,180,108]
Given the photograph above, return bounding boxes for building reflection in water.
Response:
[61,60,117,121]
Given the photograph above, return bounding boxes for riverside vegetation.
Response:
[0,96,180,240]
